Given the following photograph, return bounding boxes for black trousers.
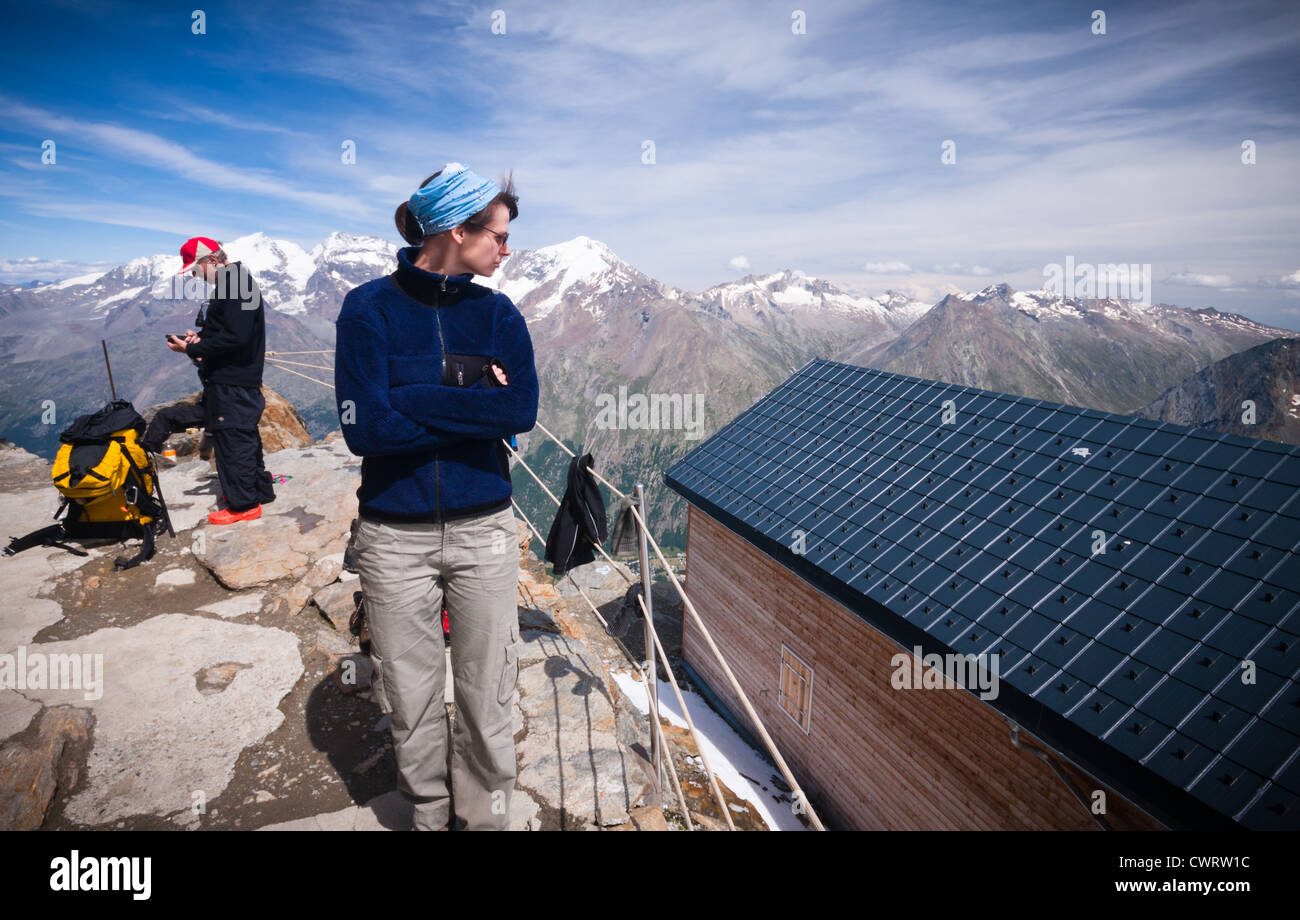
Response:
[144,384,275,512]
[211,427,275,512]
[206,382,275,512]
[141,402,206,455]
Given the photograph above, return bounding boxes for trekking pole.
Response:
[101,339,117,400]
[151,465,176,538]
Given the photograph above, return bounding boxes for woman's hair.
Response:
[394,168,519,246]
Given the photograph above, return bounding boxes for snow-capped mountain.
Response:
[842,282,1293,413]
[298,232,398,340]
[5,234,1295,494]
[308,231,395,276]
[10,233,397,344]
[691,269,931,368]
[996,283,1278,336]
[700,270,926,323]
[220,233,317,316]
[27,254,181,319]
[481,235,672,322]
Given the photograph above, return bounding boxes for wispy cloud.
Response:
[146,103,306,137]
[0,96,370,218]
[1168,271,1234,288]
[0,0,1296,327]
[0,256,114,284]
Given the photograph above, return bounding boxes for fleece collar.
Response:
[393,246,476,305]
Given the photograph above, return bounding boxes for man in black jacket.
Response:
[163,236,275,524]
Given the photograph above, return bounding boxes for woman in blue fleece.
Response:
[334,163,538,831]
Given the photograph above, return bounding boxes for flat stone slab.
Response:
[257,789,409,831]
[517,654,618,738]
[196,593,264,620]
[0,482,103,654]
[516,737,651,827]
[513,631,651,826]
[13,613,302,826]
[188,442,360,589]
[257,785,542,831]
[0,694,40,742]
[0,489,107,747]
[154,568,195,587]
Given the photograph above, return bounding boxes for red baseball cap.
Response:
[177,236,224,275]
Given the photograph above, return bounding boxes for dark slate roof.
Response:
[663,357,1300,830]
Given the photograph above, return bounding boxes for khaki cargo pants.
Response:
[353,505,520,831]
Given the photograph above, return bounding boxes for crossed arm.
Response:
[335,304,538,457]
[387,309,539,441]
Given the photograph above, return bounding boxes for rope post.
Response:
[634,481,663,791]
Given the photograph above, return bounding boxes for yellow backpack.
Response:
[6,400,174,569]
[52,425,157,524]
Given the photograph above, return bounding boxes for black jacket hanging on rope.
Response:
[545,452,607,576]
[609,497,638,556]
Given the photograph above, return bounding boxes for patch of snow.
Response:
[770,285,816,307]
[155,568,196,587]
[1010,290,1087,320]
[612,670,812,831]
[39,271,107,291]
[95,285,148,310]
[197,593,264,619]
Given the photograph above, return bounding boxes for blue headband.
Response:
[407,162,501,236]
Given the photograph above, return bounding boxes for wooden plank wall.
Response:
[681,504,1167,831]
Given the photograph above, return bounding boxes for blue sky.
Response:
[1,0,1298,327]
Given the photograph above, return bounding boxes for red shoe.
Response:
[208,505,262,525]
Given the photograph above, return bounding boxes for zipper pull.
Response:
[457,364,464,386]
[440,276,447,292]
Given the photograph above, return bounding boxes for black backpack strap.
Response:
[116,440,174,537]
[4,524,88,558]
[114,520,155,570]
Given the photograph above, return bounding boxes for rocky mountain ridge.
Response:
[4,239,1296,548]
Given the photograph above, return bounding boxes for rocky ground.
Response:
[0,414,768,831]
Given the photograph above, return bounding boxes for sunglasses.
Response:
[469,224,509,249]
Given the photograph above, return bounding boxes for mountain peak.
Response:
[698,270,929,327]
[521,236,632,281]
[488,235,654,321]
[308,232,394,266]
[540,235,619,261]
